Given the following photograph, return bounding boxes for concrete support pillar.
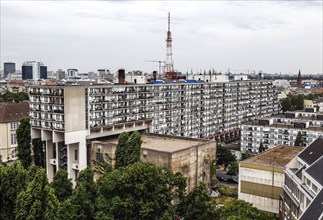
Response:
[46,140,54,182]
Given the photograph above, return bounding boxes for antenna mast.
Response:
[165,12,174,73]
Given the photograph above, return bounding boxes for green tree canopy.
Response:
[124,131,142,167]
[227,161,239,177]
[259,142,265,153]
[15,168,59,220]
[0,92,29,103]
[51,170,73,202]
[219,199,277,220]
[294,131,304,147]
[0,162,27,220]
[16,117,32,169]
[114,132,129,169]
[177,183,219,220]
[61,168,97,220]
[114,131,142,169]
[241,151,253,160]
[32,138,45,168]
[216,144,236,169]
[96,162,186,220]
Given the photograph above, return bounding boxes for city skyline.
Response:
[1,1,322,74]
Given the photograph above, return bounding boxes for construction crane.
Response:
[144,60,166,77]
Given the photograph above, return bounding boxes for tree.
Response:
[281,97,291,112]
[15,168,59,220]
[177,183,219,220]
[16,117,32,169]
[219,199,277,220]
[114,132,129,168]
[51,170,73,202]
[216,144,236,169]
[0,162,27,220]
[62,168,97,220]
[115,131,142,168]
[0,91,29,103]
[259,142,265,153]
[294,131,304,146]
[32,138,45,168]
[227,161,239,177]
[241,151,252,160]
[124,131,142,167]
[26,164,40,184]
[96,162,186,220]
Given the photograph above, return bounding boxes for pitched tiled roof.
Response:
[0,102,29,123]
[305,156,323,186]
[298,137,323,165]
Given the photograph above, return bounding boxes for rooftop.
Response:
[299,137,323,165]
[0,102,29,123]
[94,133,212,153]
[305,156,323,186]
[243,146,303,168]
[244,121,323,132]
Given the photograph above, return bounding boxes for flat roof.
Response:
[243,146,303,168]
[243,121,323,132]
[93,133,211,153]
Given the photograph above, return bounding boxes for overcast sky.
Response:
[1,1,322,74]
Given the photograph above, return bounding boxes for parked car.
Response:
[217,176,227,182]
[227,178,238,184]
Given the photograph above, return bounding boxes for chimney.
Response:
[152,71,158,81]
[118,69,125,84]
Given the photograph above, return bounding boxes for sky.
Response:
[1,1,322,74]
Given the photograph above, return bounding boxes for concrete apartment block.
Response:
[241,111,323,153]
[238,146,303,214]
[29,80,279,182]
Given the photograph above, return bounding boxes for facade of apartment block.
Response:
[281,137,323,220]
[28,80,279,181]
[238,146,303,214]
[241,111,323,153]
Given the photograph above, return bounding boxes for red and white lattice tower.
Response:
[165,12,174,73]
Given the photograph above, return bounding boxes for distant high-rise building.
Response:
[22,61,47,80]
[56,69,66,80]
[4,62,16,77]
[67,69,78,78]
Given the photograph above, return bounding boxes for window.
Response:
[10,122,18,130]
[11,134,17,146]
[96,152,103,161]
[312,184,318,194]
[75,149,78,161]
[11,149,16,158]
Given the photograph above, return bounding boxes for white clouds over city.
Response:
[1,1,322,74]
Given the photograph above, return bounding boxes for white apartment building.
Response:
[29,80,279,182]
[281,137,323,220]
[241,111,323,153]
